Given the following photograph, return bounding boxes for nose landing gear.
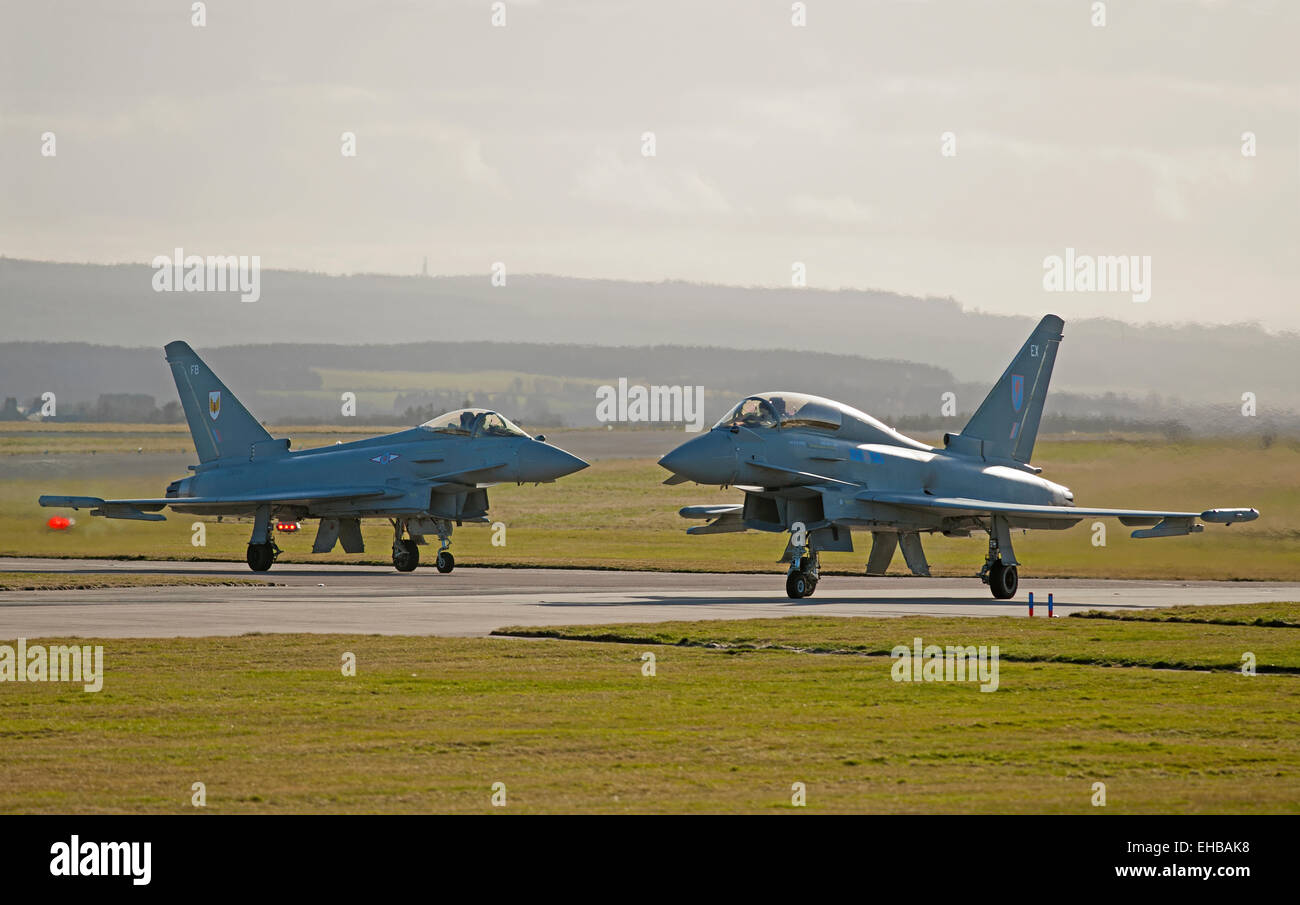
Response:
[984,560,1018,599]
[978,515,1020,599]
[785,548,819,599]
[435,549,455,573]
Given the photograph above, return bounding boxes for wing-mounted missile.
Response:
[38,495,167,521]
[1130,517,1204,539]
[680,504,746,534]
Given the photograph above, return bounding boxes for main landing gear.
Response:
[246,505,281,572]
[246,539,280,572]
[785,547,820,599]
[978,515,1019,599]
[390,518,421,572]
[393,540,419,572]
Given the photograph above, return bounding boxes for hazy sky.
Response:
[2,0,1297,328]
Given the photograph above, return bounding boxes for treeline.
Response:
[0,394,183,423]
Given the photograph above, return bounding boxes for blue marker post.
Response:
[1048,593,1054,618]
[1028,592,1034,617]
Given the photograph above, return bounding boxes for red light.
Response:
[47,516,72,531]
[275,521,300,533]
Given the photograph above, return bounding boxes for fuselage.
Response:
[659,391,1075,528]
[164,422,585,519]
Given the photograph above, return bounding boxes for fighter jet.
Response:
[39,341,587,573]
[658,315,1258,599]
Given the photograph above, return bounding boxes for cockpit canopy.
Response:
[713,393,845,432]
[419,408,529,439]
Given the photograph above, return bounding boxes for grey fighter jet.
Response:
[658,315,1258,599]
[39,342,587,573]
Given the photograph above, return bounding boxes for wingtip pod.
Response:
[1200,508,1260,524]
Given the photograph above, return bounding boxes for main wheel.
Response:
[393,539,419,572]
[435,550,455,574]
[246,543,275,572]
[989,562,1018,599]
[786,571,809,599]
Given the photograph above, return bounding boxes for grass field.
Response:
[3,430,1296,579]
[1072,604,1300,628]
[1,604,1296,813]
[498,610,1300,672]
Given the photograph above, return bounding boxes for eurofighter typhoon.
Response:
[39,342,587,572]
[658,315,1258,599]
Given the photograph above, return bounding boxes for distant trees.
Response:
[0,393,185,423]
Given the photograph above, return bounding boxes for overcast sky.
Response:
[2,0,1297,329]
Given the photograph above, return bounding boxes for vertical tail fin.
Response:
[958,314,1064,463]
[164,341,271,462]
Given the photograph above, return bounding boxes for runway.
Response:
[1,557,1296,639]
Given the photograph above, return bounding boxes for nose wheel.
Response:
[785,548,819,599]
[435,550,455,573]
[987,561,1018,599]
[978,518,1020,599]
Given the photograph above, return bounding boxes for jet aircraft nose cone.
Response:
[519,442,588,482]
[658,430,737,485]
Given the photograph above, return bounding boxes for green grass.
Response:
[4,433,1297,580]
[0,572,272,591]
[1071,604,1300,628]
[496,604,1300,673]
[1,613,1297,813]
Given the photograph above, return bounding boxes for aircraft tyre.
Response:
[989,562,1018,599]
[786,571,811,599]
[246,543,275,572]
[436,551,455,574]
[393,539,419,572]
